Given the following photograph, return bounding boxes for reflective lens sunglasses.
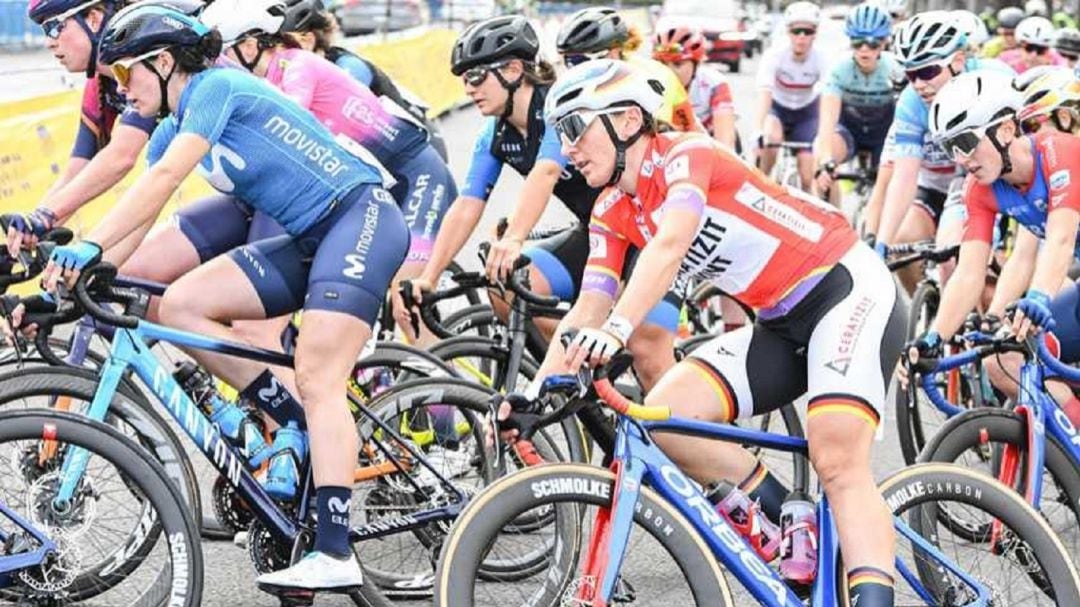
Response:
[905,61,947,83]
[940,122,1001,160]
[563,50,609,68]
[555,108,623,146]
[851,37,883,50]
[1061,52,1078,62]
[1022,43,1049,55]
[109,47,169,88]
[461,61,507,87]
[789,27,817,36]
[40,0,98,39]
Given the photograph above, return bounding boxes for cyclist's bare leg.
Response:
[721,296,749,332]
[808,412,895,578]
[757,115,784,176]
[119,223,202,321]
[893,207,936,294]
[796,150,815,193]
[489,264,559,340]
[626,323,676,392]
[812,132,848,205]
[230,315,295,431]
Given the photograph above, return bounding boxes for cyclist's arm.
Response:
[42,124,149,221]
[88,133,209,266]
[753,89,773,135]
[861,161,892,236]
[929,239,992,339]
[1027,208,1080,298]
[814,93,841,164]
[502,159,561,242]
[416,195,485,283]
[986,226,1039,317]
[877,156,920,244]
[752,50,777,134]
[533,290,615,383]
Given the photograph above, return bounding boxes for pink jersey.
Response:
[997,48,1069,73]
[264,48,427,165]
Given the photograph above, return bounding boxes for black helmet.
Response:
[556,7,628,54]
[1055,27,1080,55]
[997,6,1025,29]
[281,0,329,32]
[451,15,539,76]
[99,2,211,64]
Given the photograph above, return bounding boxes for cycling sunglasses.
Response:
[563,49,609,68]
[940,123,996,160]
[1022,43,1049,55]
[905,61,948,83]
[40,0,98,39]
[1061,52,1079,62]
[850,37,884,50]
[109,47,169,88]
[555,108,623,146]
[789,27,817,36]
[461,61,508,87]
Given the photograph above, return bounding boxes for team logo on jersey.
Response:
[588,233,607,258]
[664,154,690,183]
[198,143,246,193]
[593,188,623,216]
[1050,169,1071,190]
[343,203,381,279]
[734,183,824,242]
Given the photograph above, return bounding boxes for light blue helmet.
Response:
[892,10,967,68]
[846,3,891,39]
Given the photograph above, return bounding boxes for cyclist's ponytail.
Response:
[621,24,643,55]
[524,59,556,86]
[309,12,339,54]
[172,29,223,73]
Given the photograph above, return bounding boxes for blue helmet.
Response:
[99,3,210,64]
[845,3,891,39]
[27,0,114,24]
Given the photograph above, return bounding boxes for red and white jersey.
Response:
[686,65,734,130]
[585,132,857,310]
[755,44,827,110]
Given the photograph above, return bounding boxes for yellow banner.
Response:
[0,28,464,232]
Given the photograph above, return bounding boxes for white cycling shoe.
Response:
[256,550,363,592]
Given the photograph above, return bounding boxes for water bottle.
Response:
[174,362,269,467]
[263,422,307,501]
[706,480,781,563]
[779,491,818,586]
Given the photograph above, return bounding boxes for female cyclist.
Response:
[43,4,409,592]
[276,0,447,160]
[651,26,737,149]
[999,16,1069,74]
[529,59,907,607]
[903,69,1080,428]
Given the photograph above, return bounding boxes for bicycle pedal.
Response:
[257,585,315,606]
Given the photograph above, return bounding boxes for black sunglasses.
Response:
[1022,43,1049,55]
[1061,52,1079,62]
[789,27,817,36]
[851,38,883,50]
[905,62,946,83]
[461,61,507,87]
[563,50,608,68]
[41,17,67,39]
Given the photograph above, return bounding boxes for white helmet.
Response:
[544,59,664,124]
[877,0,907,18]
[783,1,821,27]
[892,10,967,68]
[200,0,286,45]
[929,70,1022,155]
[1024,0,1048,17]
[953,10,990,49]
[1015,16,1055,47]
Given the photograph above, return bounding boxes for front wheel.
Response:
[0,410,202,607]
[435,463,734,607]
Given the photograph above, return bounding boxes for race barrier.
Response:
[0,27,465,233]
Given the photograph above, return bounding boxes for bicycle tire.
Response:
[917,408,1080,546]
[434,463,734,607]
[442,303,499,338]
[0,409,202,607]
[879,463,1080,605]
[0,367,202,600]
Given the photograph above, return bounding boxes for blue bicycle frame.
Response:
[585,414,992,606]
[50,317,468,546]
[0,502,57,589]
[920,337,1080,506]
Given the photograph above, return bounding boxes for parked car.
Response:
[437,0,498,24]
[658,0,745,72]
[333,0,430,36]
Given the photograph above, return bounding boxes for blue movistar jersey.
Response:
[822,51,902,127]
[147,68,381,235]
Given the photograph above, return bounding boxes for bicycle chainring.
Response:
[211,475,254,535]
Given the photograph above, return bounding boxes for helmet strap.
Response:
[599,113,646,187]
[147,57,178,120]
[234,36,274,73]
[492,68,524,120]
[987,122,1014,175]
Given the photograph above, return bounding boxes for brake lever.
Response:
[0,296,26,366]
[398,280,422,337]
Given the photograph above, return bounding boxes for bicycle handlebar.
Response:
[0,227,73,294]
[885,242,960,271]
[72,264,145,330]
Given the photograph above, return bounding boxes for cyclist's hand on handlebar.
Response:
[42,241,102,293]
[813,162,836,193]
[897,331,942,388]
[1010,290,1055,341]
[393,277,432,341]
[0,302,34,346]
[565,317,631,370]
[485,236,523,282]
[2,208,55,259]
[485,391,538,448]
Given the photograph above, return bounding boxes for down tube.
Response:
[642,455,802,607]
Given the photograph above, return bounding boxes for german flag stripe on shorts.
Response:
[738,460,769,494]
[807,393,880,427]
[847,566,895,588]
[684,358,737,422]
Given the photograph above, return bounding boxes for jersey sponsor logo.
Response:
[199,143,247,192]
[342,96,401,141]
[681,209,778,298]
[404,173,430,226]
[342,203,381,279]
[664,154,690,183]
[824,296,876,375]
[1049,169,1071,190]
[641,159,655,177]
[264,115,351,178]
[1050,192,1068,210]
[593,189,623,216]
[734,182,824,242]
[588,233,607,259]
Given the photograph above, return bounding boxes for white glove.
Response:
[565,315,633,369]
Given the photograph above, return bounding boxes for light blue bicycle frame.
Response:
[582,414,992,606]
